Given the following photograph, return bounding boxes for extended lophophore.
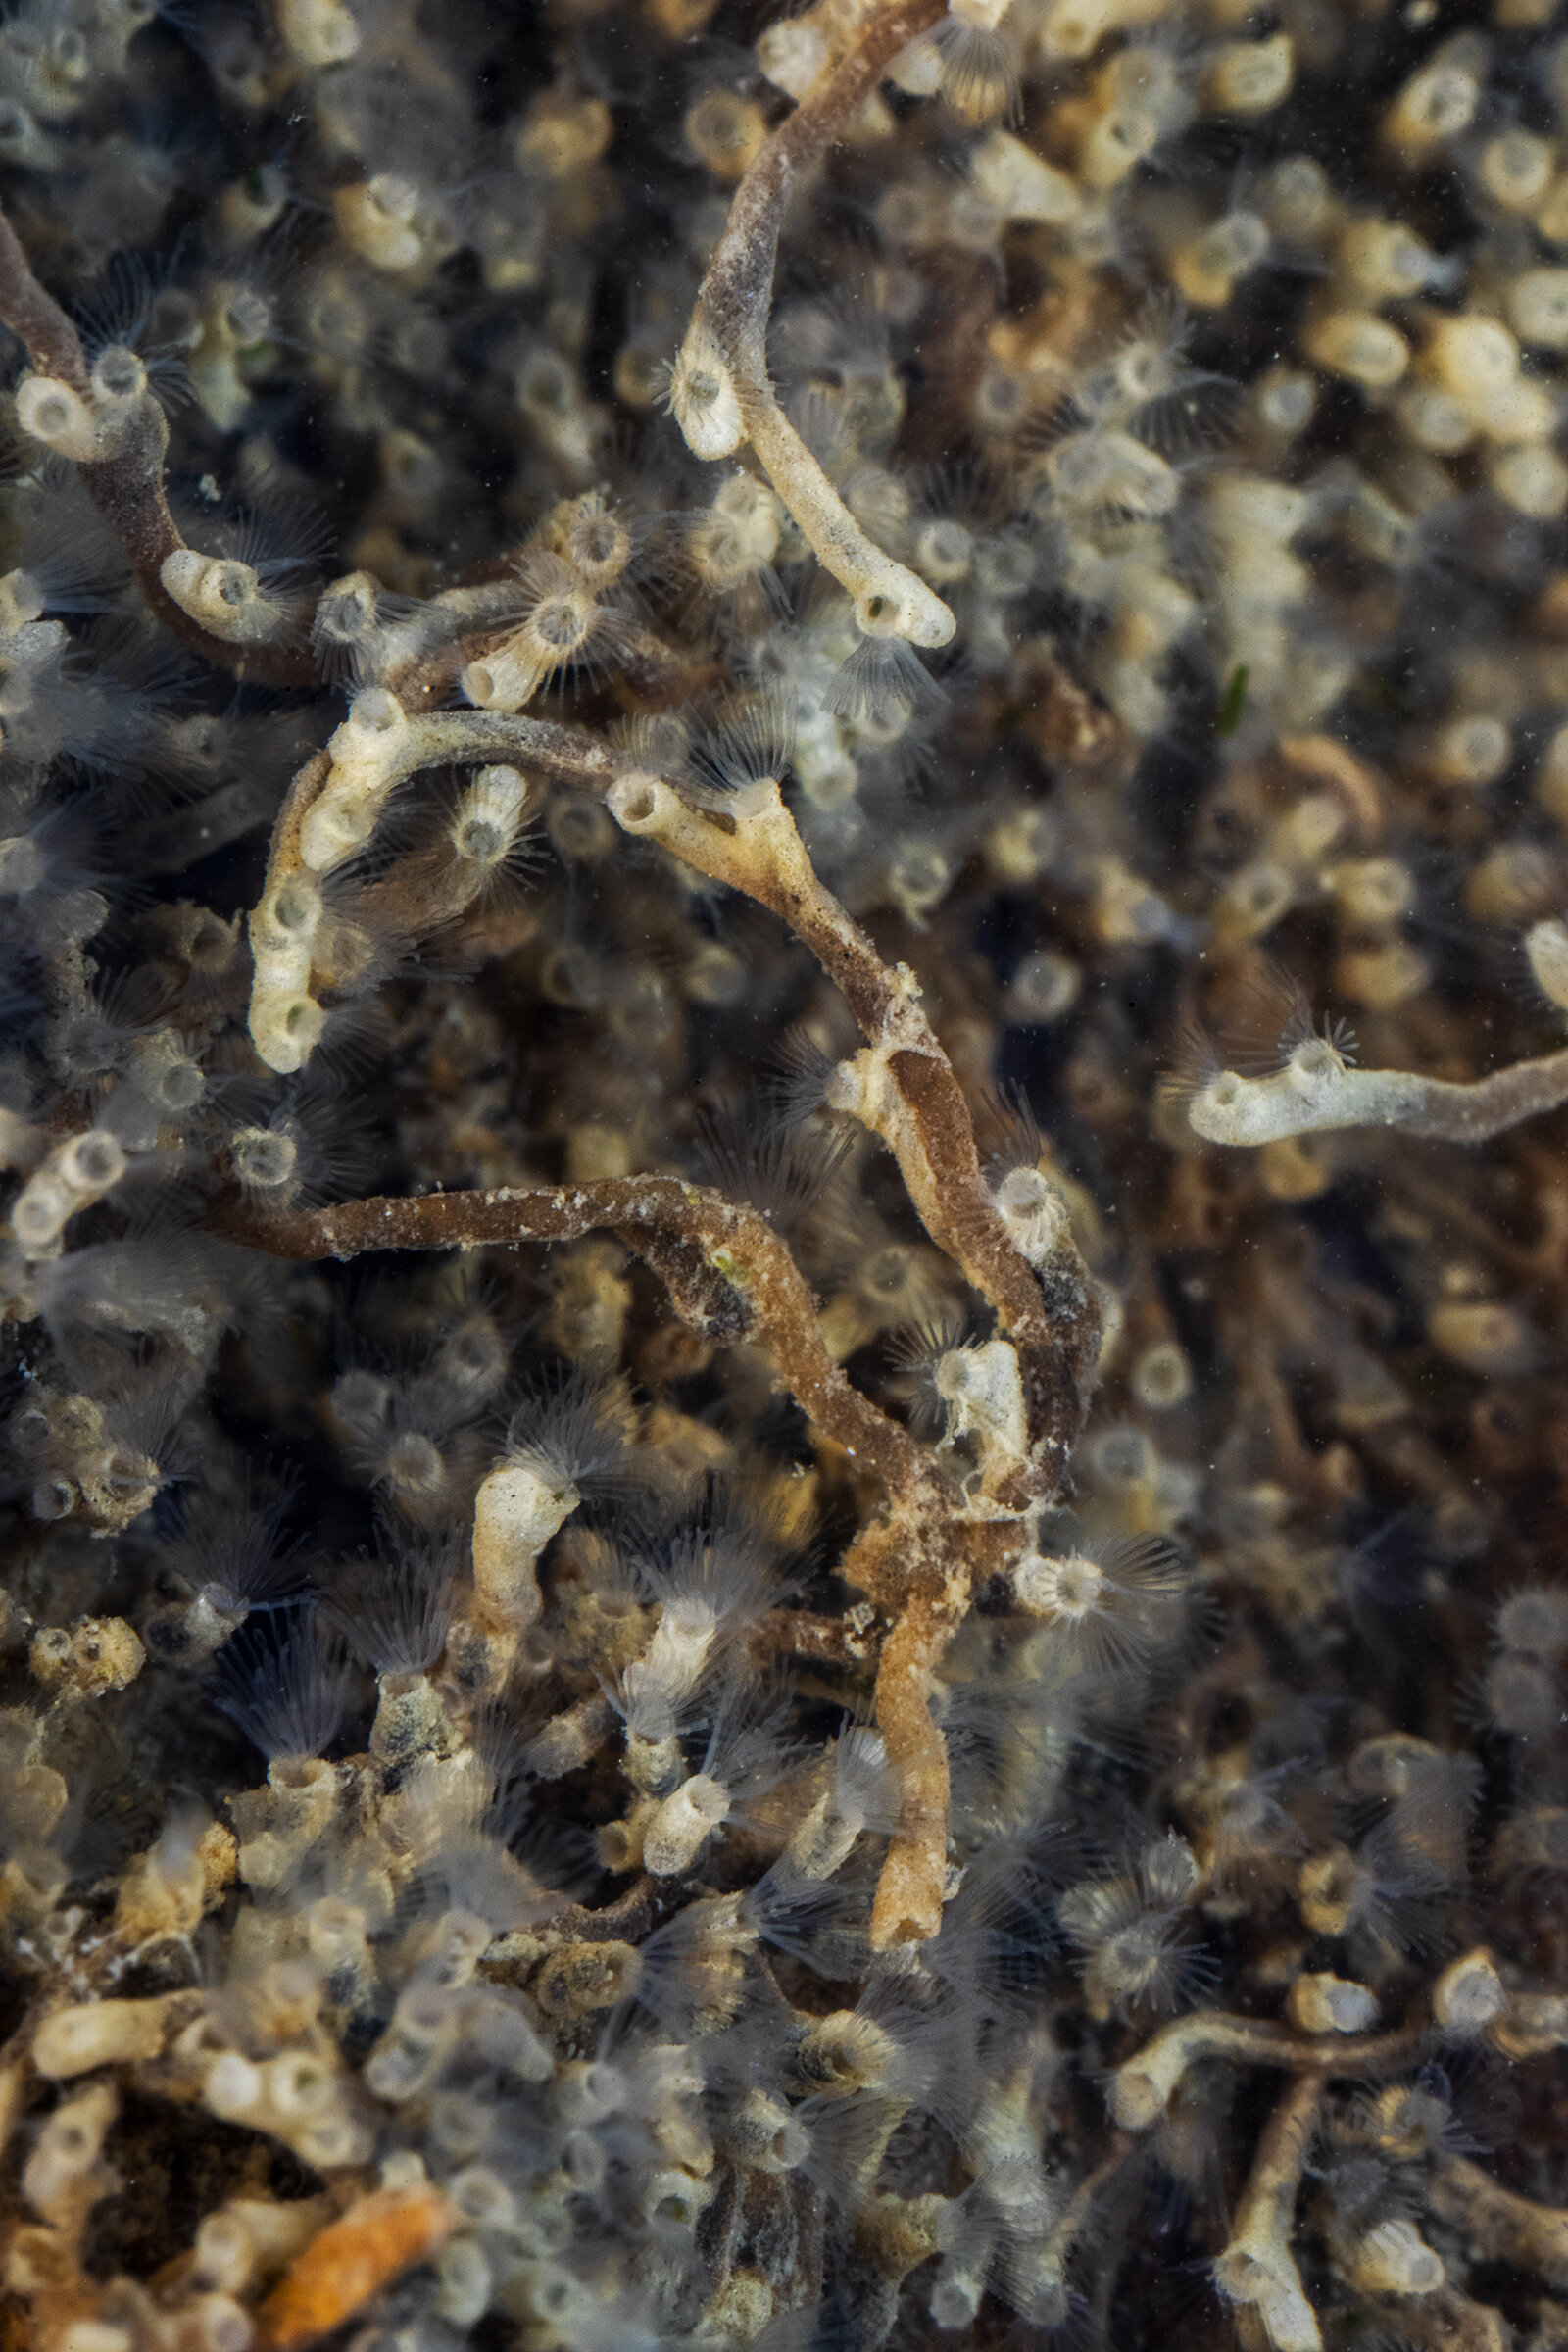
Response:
[2,1,1568,2348]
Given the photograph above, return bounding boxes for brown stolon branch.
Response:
[1112,2010,1435,2132]
[669,0,955,652]
[0,204,316,687]
[1425,2155,1568,2291]
[1213,2074,1325,2352]
[602,764,1105,1479]
[216,1177,922,1494]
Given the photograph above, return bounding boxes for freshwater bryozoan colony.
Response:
[3,1,1568,2349]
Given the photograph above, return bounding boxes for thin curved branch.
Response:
[0,210,85,388]
[606,768,1104,1469]
[866,1589,956,1945]
[1426,2156,1568,2289]
[1214,2075,1325,2352]
[696,0,945,383]
[673,0,955,648]
[215,1177,923,1499]
[0,201,315,687]
[1113,2009,1435,2130]
[257,713,627,919]
[1188,1046,1568,1148]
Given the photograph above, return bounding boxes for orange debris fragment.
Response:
[254,2186,455,2350]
